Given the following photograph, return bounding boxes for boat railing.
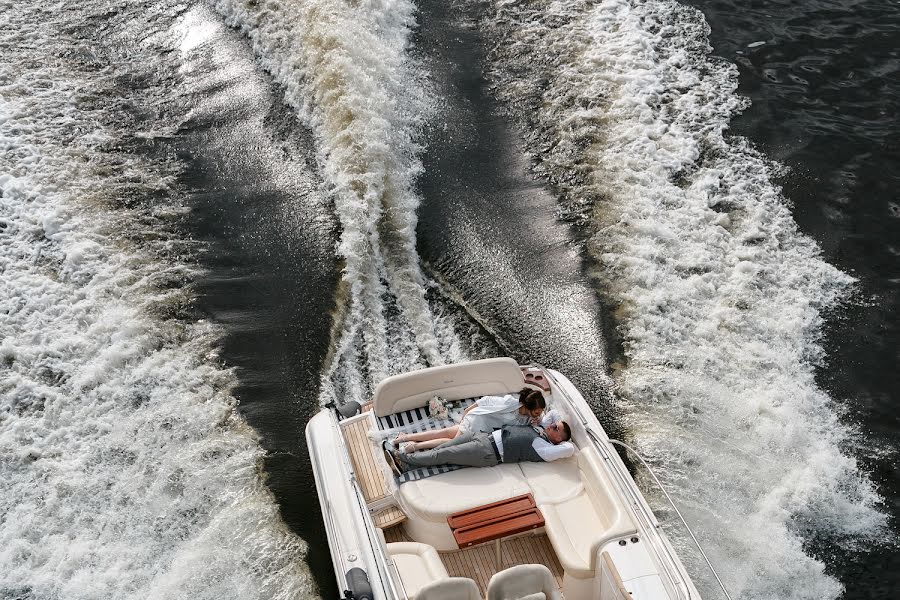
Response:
[349,472,409,599]
[584,426,693,600]
[310,412,352,589]
[608,438,733,600]
[538,367,733,600]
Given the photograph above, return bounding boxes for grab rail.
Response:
[535,365,732,600]
[608,439,733,600]
[584,427,692,600]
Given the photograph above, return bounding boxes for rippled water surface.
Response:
[1,0,897,598]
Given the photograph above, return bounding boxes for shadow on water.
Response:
[156,10,341,597]
[412,0,625,437]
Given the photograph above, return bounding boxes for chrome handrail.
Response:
[584,422,692,600]
[350,473,407,599]
[536,365,732,600]
[534,366,689,599]
[608,439,732,600]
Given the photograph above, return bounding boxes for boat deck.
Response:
[383,525,565,597]
[340,414,406,528]
[342,411,565,596]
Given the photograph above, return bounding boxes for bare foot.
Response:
[391,433,407,448]
[402,441,418,454]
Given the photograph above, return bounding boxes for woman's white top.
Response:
[458,394,529,433]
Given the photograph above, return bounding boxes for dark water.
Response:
[3,0,898,598]
[687,0,900,596]
[158,9,343,595]
[411,0,622,428]
[172,0,900,597]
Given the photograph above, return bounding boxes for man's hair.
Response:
[560,421,572,442]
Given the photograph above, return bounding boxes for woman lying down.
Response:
[391,388,548,453]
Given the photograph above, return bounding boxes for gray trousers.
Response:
[397,432,500,469]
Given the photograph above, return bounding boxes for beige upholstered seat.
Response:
[385,542,449,599]
[486,564,562,600]
[541,448,638,578]
[416,577,481,600]
[516,456,582,505]
[399,463,531,522]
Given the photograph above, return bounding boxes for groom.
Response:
[384,421,574,474]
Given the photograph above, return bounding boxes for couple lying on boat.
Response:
[383,388,574,474]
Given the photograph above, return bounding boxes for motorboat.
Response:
[306,357,725,599]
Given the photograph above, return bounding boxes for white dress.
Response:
[457,394,530,434]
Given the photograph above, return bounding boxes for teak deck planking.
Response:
[341,415,408,528]
[382,525,564,597]
[340,416,390,504]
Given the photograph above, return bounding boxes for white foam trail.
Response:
[0,3,311,598]
[215,0,447,392]
[481,0,888,596]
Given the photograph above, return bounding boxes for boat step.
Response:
[373,505,407,529]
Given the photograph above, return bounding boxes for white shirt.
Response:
[470,394,521,415]
[462,394,530,433]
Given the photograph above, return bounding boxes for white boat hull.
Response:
[306,359,704,600]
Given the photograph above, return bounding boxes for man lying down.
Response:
[383,418,575,475]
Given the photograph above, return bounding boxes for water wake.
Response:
[479,0,888,596]
[216,0,451,399]
[0,2,311,598]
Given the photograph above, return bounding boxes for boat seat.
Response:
[399,463,531,523]
[540,448,637,579]
[398,456,580,524]
[417,577,481,600]
[516,456,581,505]
[373,357,524,417]
[385,542,449,599]
[486,564,562,600]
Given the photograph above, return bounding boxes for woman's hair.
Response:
[518,388,546,412]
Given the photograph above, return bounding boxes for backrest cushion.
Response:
[417,577,481,600]
[487,564,557,600]
[373,357,524,417]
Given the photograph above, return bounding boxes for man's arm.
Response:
[532,439,575,462]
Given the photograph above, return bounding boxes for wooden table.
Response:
[448,494,545,568]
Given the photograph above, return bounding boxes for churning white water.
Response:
[479,0,888,597]
[0,2,311,598]
[215,0,465,398]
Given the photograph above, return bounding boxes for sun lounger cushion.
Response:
[399,463,531,522]
[377,398,476,483]
[516,456,582,505]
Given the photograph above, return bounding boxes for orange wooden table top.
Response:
[448,493,545,549]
